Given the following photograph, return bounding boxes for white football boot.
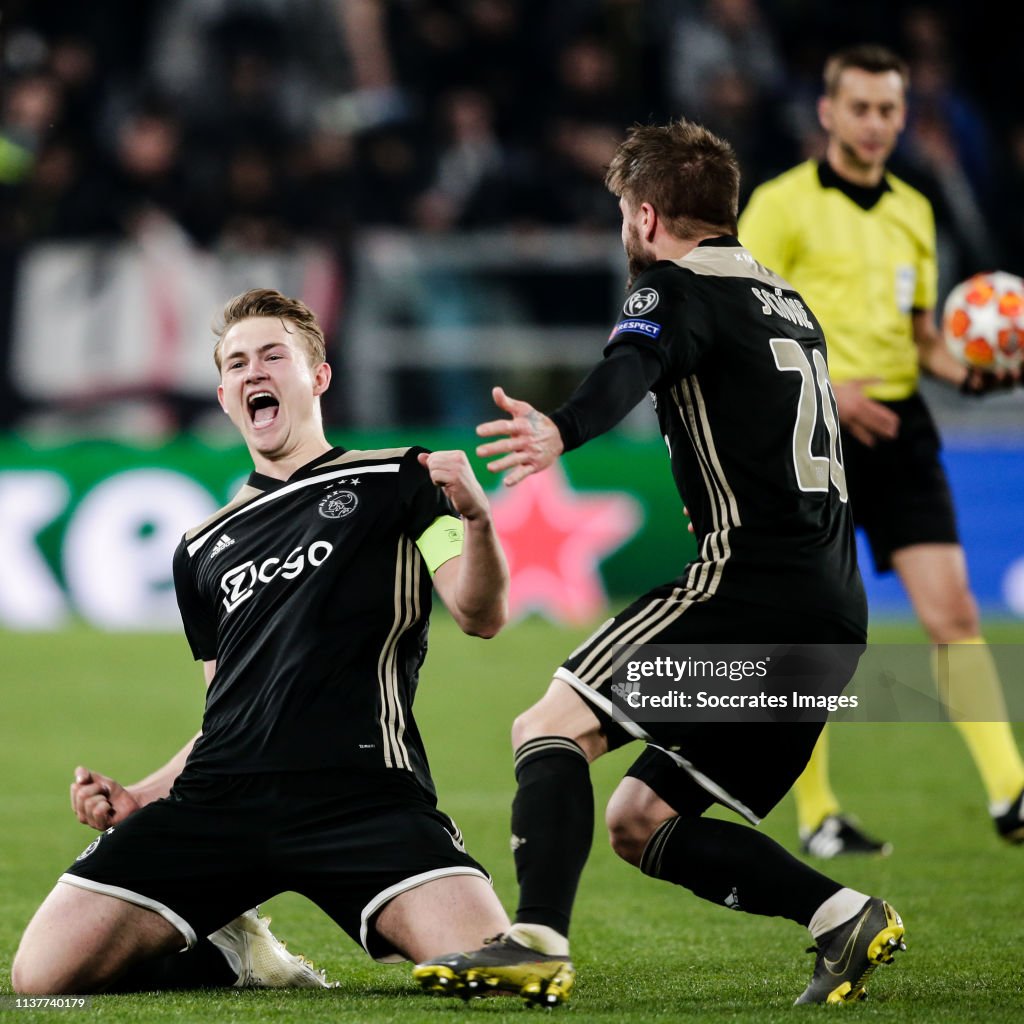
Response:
[208,908,335,988]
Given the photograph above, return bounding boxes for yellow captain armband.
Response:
[415,515,464,575]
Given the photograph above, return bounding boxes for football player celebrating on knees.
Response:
[11,289,511,995]
[739,44,1024,857]
[413,121,904,1008]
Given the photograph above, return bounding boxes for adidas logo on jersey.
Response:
[210,534,236,560]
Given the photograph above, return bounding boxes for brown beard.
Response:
[624,221,656,289]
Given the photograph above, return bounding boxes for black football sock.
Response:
[511,736,593,937]
[641,815,841,925]
[107,938,237,992]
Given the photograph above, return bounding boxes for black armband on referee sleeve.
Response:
[549,343,663,453]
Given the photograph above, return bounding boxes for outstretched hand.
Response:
[475,387,565,486]
[70,766,141,831]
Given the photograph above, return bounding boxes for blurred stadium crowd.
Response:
[0,0,1021,429]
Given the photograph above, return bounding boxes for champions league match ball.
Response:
[942,270,1024,372]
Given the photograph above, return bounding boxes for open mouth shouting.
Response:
[248,390,280,428]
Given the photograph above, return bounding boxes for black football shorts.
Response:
[841,391,959,573]
[60,767,488,962]
[556,586,864,824]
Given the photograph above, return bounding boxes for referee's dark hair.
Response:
[823,44,909,97]
[605,119,739,239]
[213,288,327,371]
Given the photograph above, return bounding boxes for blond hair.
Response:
[213,288,327,371]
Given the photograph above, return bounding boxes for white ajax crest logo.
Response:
[319,489,359,519]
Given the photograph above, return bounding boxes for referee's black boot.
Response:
[801,813,893,858]
[993,786,1024,843]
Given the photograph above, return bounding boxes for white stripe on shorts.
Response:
[359,866,491,963]
[58,873,198,948]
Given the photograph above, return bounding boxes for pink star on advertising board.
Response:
[489,464,643,624]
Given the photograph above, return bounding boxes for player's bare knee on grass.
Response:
[14,885,181,994]
[11,947,63,996]
[12,948,110,996]
[13,933,111,995]
[12,956,64,995]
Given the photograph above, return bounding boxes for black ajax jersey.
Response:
[607,237,866,635]
[172,446,458,794]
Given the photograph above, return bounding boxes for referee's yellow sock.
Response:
[934,638,1024,813]
[793,729,841,836]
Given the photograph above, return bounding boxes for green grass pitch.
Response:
[2,618,1024,1022]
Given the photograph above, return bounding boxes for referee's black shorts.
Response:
[556,585,864,825]
[60,768,488,962]
[841,391,959,573]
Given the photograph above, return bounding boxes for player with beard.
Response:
[413,120,904,1007]
[12,289,511,995]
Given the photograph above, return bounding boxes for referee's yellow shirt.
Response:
[738,160,937,400]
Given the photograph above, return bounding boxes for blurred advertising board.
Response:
[0,434,1020,631]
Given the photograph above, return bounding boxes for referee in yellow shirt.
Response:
[739,43,1024,857]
